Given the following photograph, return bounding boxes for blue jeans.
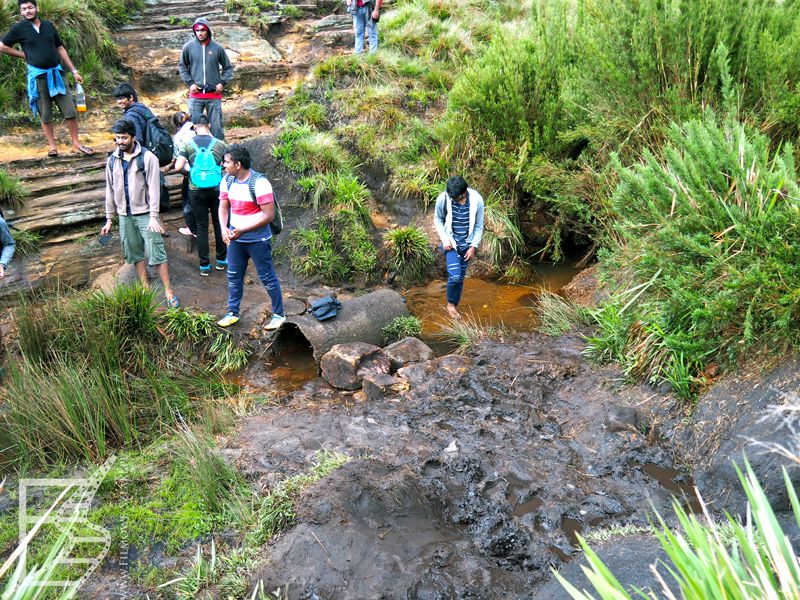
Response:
[353,5,378,54]
[444,246,469,305]
[226,238,284,317]
[188,97,224,140]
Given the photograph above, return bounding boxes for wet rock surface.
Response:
[232,333,693,598]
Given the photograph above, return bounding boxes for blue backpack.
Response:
[189,139,222,188]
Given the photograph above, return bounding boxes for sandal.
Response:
[47,148,58,158]
[167,295,180,309]
[74,145,94,156]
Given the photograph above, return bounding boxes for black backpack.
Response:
[225,171,283,235]
[127,105,174,167]
[109,151,171,213]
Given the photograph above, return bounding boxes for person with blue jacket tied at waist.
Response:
[0,0,93,158]
[433,175,485,319]
[0,217,16,279]
[178,17,233,141]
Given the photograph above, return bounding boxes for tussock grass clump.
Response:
[10,229,40,256]
[585,114,800,399]
[438,312,504,353]
[383,315,423,343]
[292,210,377,283]
[384,225,434,283]
[1,285,240,467]
[535,291,589,336]
[272,125,355,174]
[0,169,28,209]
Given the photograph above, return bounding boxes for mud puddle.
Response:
[405,262,581,354]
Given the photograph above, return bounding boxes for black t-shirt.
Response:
[1,19,62,69]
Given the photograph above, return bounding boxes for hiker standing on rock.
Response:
[174,115,228,277]
[102,120,179,309]
[216,144,285,331]
[0,0,94,158]
[433,175,485,319]
[178,17,233,141]
[0,217,16,279]
[346,0,383,54]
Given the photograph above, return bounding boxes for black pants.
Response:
[190,186,226,267]
[181,176,196,234]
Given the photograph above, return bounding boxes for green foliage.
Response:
[292,211,377,283]
[284,86,327,128]
[0,169,28,209]
[535,291,589,336]
[587,115,800,399]
[384,225,434,283]
[556,461,800,599]
[160,309,250,373]
[0,286,239,466]
[10,228,40,256]
[383,315,423,343]
[272,124,354,174]
[175,426,240,514]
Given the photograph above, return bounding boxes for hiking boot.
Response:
[199,265,211,277]
[264,314,286,331]
[215,259,227,271]
[217,312,240,327]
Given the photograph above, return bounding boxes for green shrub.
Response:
[588,114,800,399]
[291,221,347,282]
[384,225,434,283]
[383,315,423,343]
[174,426,239,514]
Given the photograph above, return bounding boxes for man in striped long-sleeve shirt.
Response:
[433,175,485,319]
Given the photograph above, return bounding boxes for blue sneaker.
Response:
[199,265,211,277]
[216,259,228,271]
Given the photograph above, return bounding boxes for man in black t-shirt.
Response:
[0,0,93,158]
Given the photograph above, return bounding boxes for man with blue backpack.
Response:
[174,115,227,276]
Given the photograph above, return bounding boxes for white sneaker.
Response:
[264,314,286,331]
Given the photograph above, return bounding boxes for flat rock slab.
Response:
[321,342,391,390]
[382,336,434,372]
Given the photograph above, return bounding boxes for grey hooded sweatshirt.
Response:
[178,17,233,92]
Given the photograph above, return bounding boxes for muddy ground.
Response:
[221,330,694,599]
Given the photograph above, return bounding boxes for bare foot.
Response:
[446,303,460,319]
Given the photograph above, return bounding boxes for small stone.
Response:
[444,441,458,453]
[396,362,435,386]
[353,391,367,402]
[605,405,643,433]
[362,373,407,401]
[382,337,434,372]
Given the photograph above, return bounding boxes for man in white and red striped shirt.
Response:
[216,144,285,330]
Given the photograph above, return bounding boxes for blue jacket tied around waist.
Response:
[27,64,66,116]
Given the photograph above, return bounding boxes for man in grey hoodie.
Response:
[178,17,233,141]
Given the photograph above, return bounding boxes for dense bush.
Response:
[586,114,800,398]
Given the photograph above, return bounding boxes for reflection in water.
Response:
[404,262,581,354]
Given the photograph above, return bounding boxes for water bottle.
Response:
[75,83,87,113]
